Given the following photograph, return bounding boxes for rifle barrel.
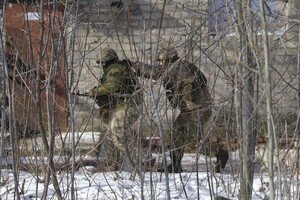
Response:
[71,92,89,96]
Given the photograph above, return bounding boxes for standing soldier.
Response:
[89,48,148,172]
[132,46,228,173]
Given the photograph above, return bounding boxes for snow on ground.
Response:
[0,151,299,200]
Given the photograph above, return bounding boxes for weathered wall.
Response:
[70,0,300,137]
[71,0,209,136]
[285,0,300,47]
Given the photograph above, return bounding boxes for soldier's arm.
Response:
[132,61,163,80]
[91,67,124,96]
[188,62,208,87]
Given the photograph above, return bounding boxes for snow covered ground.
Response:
[0,150,299,200]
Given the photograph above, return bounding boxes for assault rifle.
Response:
[71,91,90,97]
[71,90,105,107]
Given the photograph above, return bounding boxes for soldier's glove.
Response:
[166,90,179,108]
[131,61,142,75]
[88,87,97,97]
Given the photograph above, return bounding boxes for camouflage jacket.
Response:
[91,60,139,108]
[133,60,212,113]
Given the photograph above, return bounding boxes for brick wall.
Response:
[71,0,209,134]
[71,0,300,137]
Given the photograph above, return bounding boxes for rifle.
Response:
[71,91,90,97]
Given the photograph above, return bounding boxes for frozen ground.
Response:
[0,150,299,200]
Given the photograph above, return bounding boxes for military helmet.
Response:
[156,47,178,61]
[101,48,118,63]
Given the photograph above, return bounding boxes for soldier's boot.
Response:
[215,148,229,173]
[168,150,183,173]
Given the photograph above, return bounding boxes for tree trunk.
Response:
[235,0,256,199]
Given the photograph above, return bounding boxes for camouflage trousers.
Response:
[99,102,149,171]
[169,109,225,171]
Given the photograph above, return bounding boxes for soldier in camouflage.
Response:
[89,48,148,172]
[133,47,229,173]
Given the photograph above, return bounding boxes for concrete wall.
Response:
[285,0,300,47]
[71,0,209,135]
[70,0,300,137]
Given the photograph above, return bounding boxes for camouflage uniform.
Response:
[133,47,228,172]
[89,48,143,171]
